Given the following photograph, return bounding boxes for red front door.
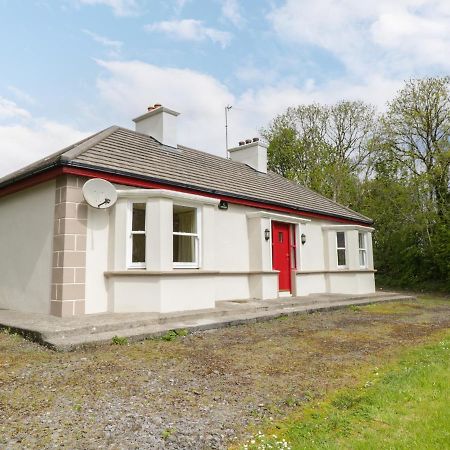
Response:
[272,221,292,292]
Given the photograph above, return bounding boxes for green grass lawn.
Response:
[242,331,450,450]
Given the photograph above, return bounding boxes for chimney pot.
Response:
[228,136,268,173]
[252,137,259,142]
[154,103,162,108]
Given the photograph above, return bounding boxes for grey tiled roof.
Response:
[0,126,372,223]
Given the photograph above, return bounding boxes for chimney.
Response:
[228,137,268,173]
[132,104,180,148]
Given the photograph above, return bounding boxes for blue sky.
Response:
[1,0,449,176]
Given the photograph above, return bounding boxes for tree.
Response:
[263,79,449,291]
[380,77,450,217]
[262,101,376,205]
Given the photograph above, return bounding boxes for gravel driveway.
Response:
[1,296,449,449]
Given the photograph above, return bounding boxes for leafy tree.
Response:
[380,77,450,216]
[262,101,376,205]
[263,78,449,291]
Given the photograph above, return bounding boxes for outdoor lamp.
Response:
[264,228,270,241]
[218,200,229,210]
[301,233,306,245]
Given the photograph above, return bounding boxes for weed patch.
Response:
[111,336,128,345]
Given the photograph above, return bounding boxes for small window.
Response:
[173,205,199,267]
[278,231,283,243]
[130,203,146,267]
[359,232,367,267]
[336,231,346,267]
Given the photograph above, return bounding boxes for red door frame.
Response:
[271,221,295,293]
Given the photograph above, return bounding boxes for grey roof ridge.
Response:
[60,125,120,161]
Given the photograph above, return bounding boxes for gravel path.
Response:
[1,296,449,449]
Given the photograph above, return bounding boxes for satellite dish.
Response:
[82,178,117,209]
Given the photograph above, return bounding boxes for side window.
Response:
[336,231,346,267]
[173,205,199,267]
[130,202,146,267]
[359,232,367,267]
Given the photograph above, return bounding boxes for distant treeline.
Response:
[263,77,450,292]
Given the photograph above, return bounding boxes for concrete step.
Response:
[43,294,415,351]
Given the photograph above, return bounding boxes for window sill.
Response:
[296,269,376,275]
[105,270,219,277]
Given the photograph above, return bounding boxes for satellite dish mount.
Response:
[82,179,118,209]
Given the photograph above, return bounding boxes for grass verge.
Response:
[242,331,450,450]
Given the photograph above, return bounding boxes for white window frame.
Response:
[127,201,146,269]
[173,204,201,269]
[336,231,347,268]
[358,231,367,268]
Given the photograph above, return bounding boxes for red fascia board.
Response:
[62,166,368,226]
[0,164,369,226]
[0,167,64,199]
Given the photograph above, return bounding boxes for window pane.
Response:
[337,249,346,266]
[132,203,146,231]
[173,235,196,263]
[173,205,196,233]
[358,232,366,249]
[359,250,366,267]
[336,231,345,248]
[132,234,145,263]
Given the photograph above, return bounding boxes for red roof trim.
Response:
[0,165,368,225]
[62,167,368,225]
[0,167,64,199]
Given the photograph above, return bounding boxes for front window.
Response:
[336,231,346,267]
[173,205,199,268]
[359,232,367,267]
[130,202,146,267]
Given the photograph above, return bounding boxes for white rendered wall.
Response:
[84,185,376,314]
[0,181,55,313]
[215,275,250,301]
[85,207,110,313]
[214,204,250,271]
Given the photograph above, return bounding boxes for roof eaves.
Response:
[63,160,373,224]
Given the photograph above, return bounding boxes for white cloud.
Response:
[0,97,31,120]
[76,0,140,16]
[145,19,232,48]
[82,29,123,57]
[0,58,402,178]
[268,0,450,76]
[221,0,244,27]
[0,97,90,177]
[94,60,400,157]
[7,86,36,105]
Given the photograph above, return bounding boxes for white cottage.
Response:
[0,105,375,317]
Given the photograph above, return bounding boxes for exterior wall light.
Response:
[264,228,270,241]
[301,233,306,245]
[218,200,229,210]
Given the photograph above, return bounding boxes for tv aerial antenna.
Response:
[225,104,232,158]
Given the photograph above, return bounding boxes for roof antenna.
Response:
[225,105,232,158]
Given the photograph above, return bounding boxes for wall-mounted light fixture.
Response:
[218,200,229,210]
[264,228,270,241]
[301,233,306,245]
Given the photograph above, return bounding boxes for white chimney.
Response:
[228,137,268,173]
[133,104,180,148]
